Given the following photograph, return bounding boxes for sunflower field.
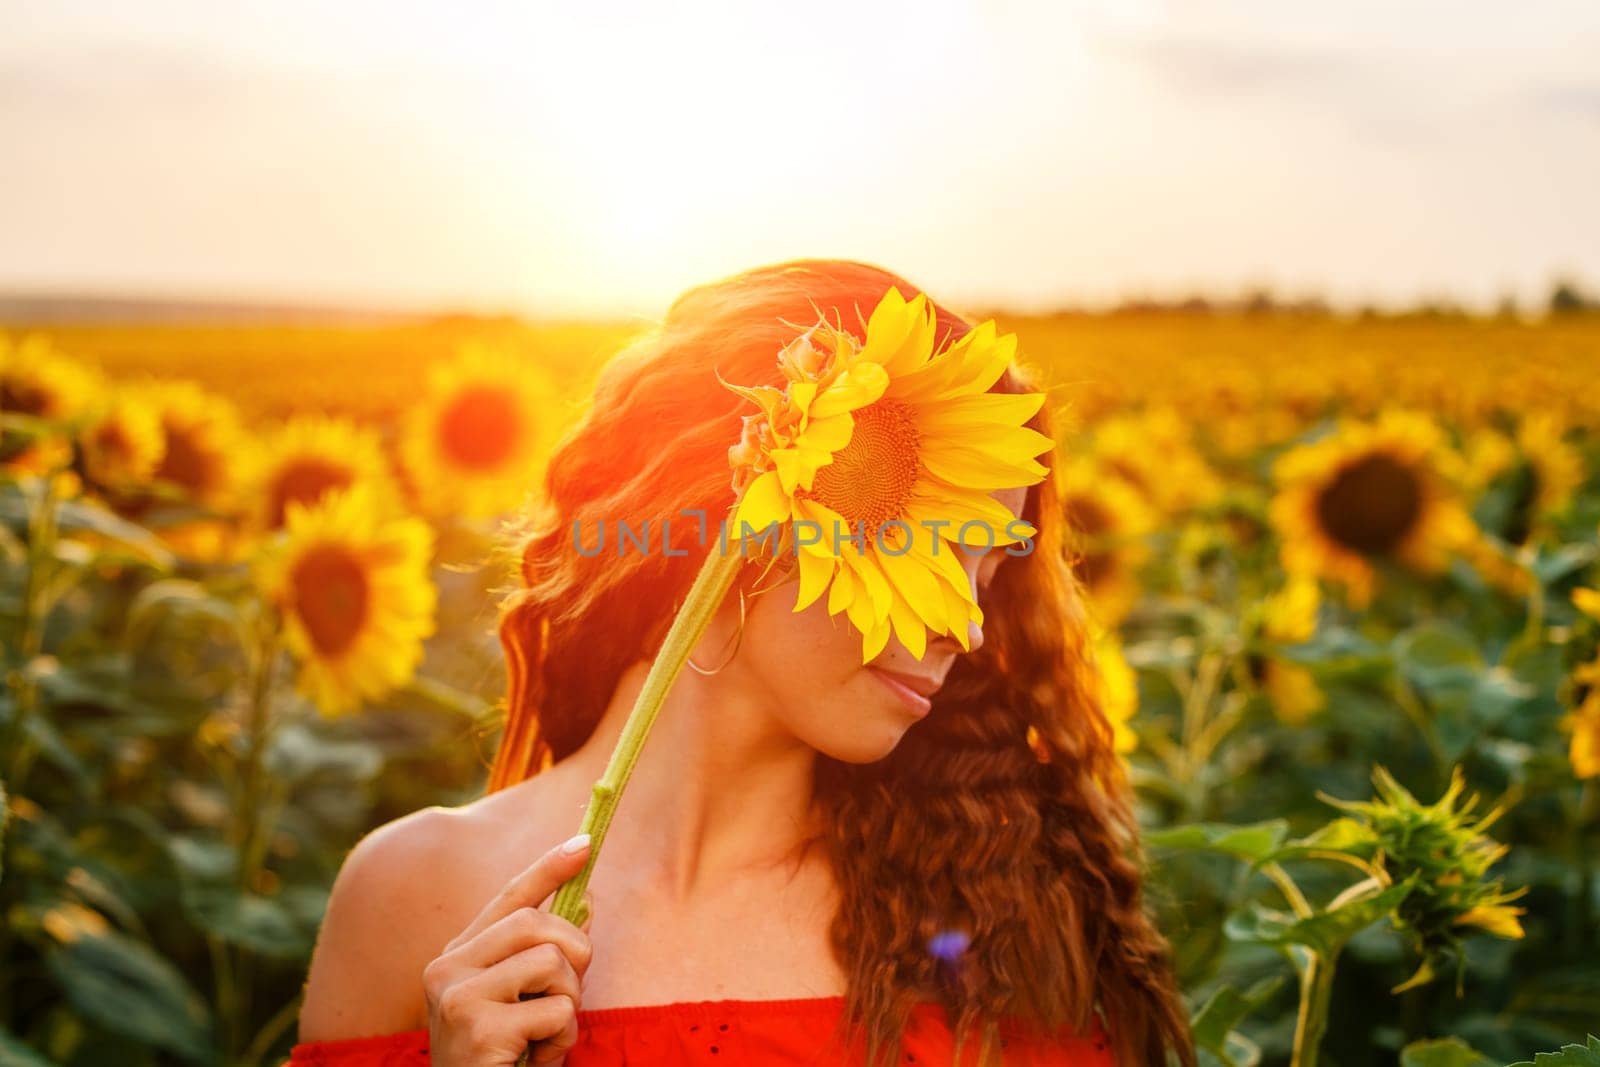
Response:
[1,309,1598,1067]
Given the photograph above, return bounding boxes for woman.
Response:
[292,260,1196,1066]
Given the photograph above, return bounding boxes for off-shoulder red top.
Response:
[286,994,1115,1065]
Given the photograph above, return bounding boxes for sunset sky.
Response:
[3,0,1598,317]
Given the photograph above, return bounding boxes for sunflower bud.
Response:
[1317,765,1528,996]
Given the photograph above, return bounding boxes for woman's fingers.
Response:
[467,941,582,1005]
[511,994,581,1064]
[444,834,592,952]
[441,905,593,977]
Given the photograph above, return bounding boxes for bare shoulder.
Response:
[297,771,579,1042]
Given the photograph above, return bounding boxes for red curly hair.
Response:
[488,259,1196,1067]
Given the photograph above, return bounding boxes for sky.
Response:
[2,0,1598,317]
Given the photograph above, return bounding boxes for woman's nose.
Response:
[965,618,985,653]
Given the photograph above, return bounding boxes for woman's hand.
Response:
[423,833,596,1066]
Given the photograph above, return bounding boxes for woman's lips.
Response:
[867,667,933,716]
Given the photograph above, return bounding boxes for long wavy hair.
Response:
[487,259,1196,1067]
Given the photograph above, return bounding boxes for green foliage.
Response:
[1507,1035,1600,1067]
[1399,1036,1496,1067]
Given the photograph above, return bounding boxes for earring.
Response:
[686,585,748,676]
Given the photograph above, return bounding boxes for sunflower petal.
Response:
[827,560,856,616]
[734,470,790,536]
[810,363,888,420]
[860,617,893,662]
[921,444,1048,489]
[886,592,928,659]
[876,540,947,635]
[794,547,834,613]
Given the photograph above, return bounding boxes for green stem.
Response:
[1576,779,1599,953]
[1390,672,1445,772]
[3,470,61,794]
[1260,861,1314,919]
[548,544,744,926]
[1291,948,1338,1067]
[234,624,281,891]
[1177,649,1226,820]
[208,933,237,1057]
[236,992,303,1067]
[221,620,280,1058]
[519,544,744,1067]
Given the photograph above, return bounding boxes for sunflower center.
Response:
[0,380,50,416]
[799,399,921,533]
[269,460,354,528]
[1063,493,1115,590]
[438,386,522,471]
[155,423,220,496]
[290,545,371,657]
[94,422,133,462]
[1314,452,1423,556]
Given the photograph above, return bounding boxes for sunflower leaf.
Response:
[1145,820,1290,864]
[1504,1035,1600,1067]
[1399,1036,1497,1067]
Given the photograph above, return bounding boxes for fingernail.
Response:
[560,832,591,855]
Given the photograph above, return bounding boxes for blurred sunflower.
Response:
[250,414,399,530]
[1259,574,1321,644]
[1057,455,1155,627]
[1202,371,1308,458]
[1251,576,1326,725]
[728,287,1051,661]
[79,395,165,491]
[1561,587,1600,779]
[1263,661,1326,726]
[1464,414,1585,544]
[134,380,250,510]
[256,486,437,715]
[0,333,104,424]
[0,437,80,499]
[1088,406,1221,516]
[1092,624,1139,756]
[1269,410,1477,607]
[400,343,558,519]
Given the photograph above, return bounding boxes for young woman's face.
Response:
[725,485,1029,763]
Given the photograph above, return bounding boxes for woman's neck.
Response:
[566,656,827,905]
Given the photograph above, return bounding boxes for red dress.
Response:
[286,994,1115,1066]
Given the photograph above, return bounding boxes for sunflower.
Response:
[1088,406,1221,516]
[728,287,1052,661]
[1464,414,1585,543]
[1057,455,1155,627]
[1269,410,1477,607]
[1563,693,1600,780]
[1,436,79,498]
[249,414,399,530]
[0,333,104,424]
[255,485,437,715]
[79,395,166,491]
[1259,574,1321,644]
[1562,587,1600,779]
[400,342,559,519]
[1092,625,1139,755]
[1263,660,1326,726]
[133,380,250,510]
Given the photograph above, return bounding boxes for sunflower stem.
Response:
[221,614,280,1060]
[2,467,62,796]
[1290,947,1338,1067]
[518,541,746,1065]
[548,539,745,926]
